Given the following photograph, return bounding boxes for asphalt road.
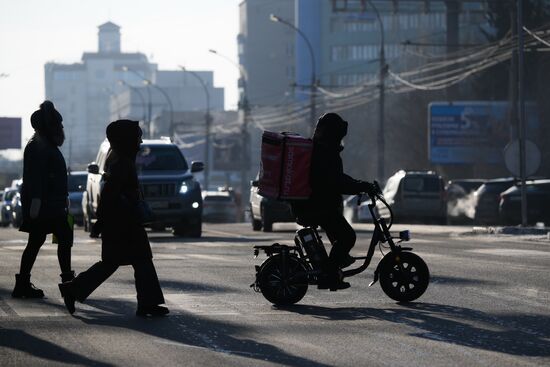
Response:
[0,222,549,367]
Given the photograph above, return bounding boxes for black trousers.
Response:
[316,213,356,268]
[71,258,165,307]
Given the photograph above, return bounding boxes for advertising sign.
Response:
[428,102,538,164]
[0,117,22,149]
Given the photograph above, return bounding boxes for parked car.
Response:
[344,195,373,223]
[0,188,18,227]
[499,179,550,225]
[83,138,204,237]
[202,190,239,223]
[377,170,447,224]
[10,192,22,228]
[446,179,486,224]
[249,177,295,232]
[67,171,87,226]
[473,178,516,225]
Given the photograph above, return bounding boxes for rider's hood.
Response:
[312,112,348,149]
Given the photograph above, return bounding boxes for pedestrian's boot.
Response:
[60,270,75,283]
[136,304,170,317]
[58,280,77,315]
[11,273,45,298]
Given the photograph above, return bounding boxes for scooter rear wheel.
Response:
[258,254,308,306]
[379,251,429,302]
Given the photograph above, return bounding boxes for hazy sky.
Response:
[0,0,242,145]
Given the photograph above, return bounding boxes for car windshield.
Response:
[403,177,441,192]
[68,174,87,192]
[136,145,188,172]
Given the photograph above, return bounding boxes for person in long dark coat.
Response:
[12,100,74,299]
[59,119,168,317]
[292,113,375,290]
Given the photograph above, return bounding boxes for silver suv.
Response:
[82,138,204,237]
[377,170,447,224]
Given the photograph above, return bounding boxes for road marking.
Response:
[186,254,241,262]
[468,248,550,257]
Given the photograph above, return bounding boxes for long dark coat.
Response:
[292,113,365,223]
[20,134,69,233]
[98,150,152,265]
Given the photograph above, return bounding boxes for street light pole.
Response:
[180,66,212,190]
[118,80,147,122]
[517,0,528,226]
[366,0,387,182]
[209,49,250,216]
[270,14,317,135]
[122,66,153,137]
[144,80,174,138]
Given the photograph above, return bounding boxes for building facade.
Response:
[238,0,295,107]
[45,21,224,168]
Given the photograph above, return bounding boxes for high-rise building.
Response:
[238,0,295,107]
[45,21,224,168]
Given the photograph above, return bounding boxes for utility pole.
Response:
[508,1,519,140]
[517,0,528,226]
[446,0,460,99]
[366,1,386,182]
[180,67,212,190]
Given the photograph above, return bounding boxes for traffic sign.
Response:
[503,139,541,177]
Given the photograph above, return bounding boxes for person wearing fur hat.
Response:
[12,100,75,299]
[292,112,376,291]
[59,119,168,317]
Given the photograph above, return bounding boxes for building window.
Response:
[330,44,401,62]
[53,71,81,81]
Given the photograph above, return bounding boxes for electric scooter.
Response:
[251,182,430,305]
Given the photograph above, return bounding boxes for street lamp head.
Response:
[178,65,187,71]
[270,14,281,22]
[208,49,217,54]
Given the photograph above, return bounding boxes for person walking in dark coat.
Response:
[12,101,74,299]
[59,120,168,317]
[292,112,375,290]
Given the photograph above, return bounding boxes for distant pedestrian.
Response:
[12,100,74,298]
[59,120,168,317]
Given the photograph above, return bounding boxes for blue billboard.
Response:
[429,102,538,164]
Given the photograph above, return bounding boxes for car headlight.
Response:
[180,180,195,194]
[5,205,11,210]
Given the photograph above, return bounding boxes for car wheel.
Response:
[83,212,92,232]
[251,205,262,231]
[261,206,273,232]
[172,224,186,237]
[188,220,202,238]
[150,224,166,232]
[172,220,202,238]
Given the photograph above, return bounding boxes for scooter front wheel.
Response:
[258,254,308,306]
[379,251,429,302]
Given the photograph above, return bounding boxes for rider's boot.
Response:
[318,266,350,291]
[339,254,356,269]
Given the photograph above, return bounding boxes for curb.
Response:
[472,226,550,238]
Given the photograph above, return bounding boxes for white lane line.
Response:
[468,248,550,257]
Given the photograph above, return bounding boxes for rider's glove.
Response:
[360,181,377,195]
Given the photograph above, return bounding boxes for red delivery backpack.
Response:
[258,131,312,200]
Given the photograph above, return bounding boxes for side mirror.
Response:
[191,161,204,173]
[87,163,100,175]
[250,180,259,187]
